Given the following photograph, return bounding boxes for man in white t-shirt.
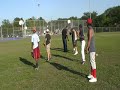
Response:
[31,28,40,70]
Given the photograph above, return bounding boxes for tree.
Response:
[104,6,120,26]
[94,6,120,27]
[13,17,23,27]
[26,16,47,28]
[2,19,12,28]
[81,11,98,20]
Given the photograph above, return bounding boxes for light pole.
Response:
[0,25,3,39]
[89,0,91,19]
[19,19,24,37]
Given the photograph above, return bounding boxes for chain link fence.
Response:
[0,20,120,38]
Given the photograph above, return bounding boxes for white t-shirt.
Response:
[31,33,40,49]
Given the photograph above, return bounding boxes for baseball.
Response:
[96,54,98,56]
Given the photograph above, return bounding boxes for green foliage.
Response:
[94,6,120,27]
[1,6,120,28]
[81,11,98,20]
[26,17,47,28]
[2,19,12,28]
[13,17,22,27]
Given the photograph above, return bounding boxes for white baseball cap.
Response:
[46,29,49,32]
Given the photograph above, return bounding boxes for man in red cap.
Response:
[85,18,97,82]
[31,27,40,70]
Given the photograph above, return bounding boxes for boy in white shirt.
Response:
[31,28,40,70]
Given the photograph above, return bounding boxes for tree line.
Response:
[1,6,120,29]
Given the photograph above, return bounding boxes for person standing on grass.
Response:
[44,29,51,61]
[70,28,78,55]
[31,27,40,70]
[85,18,97,82]
[62,26,69,52]
[78,24,86,65]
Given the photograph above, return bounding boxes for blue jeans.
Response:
[62,38,67,52]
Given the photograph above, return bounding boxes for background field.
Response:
[0,32,120,90]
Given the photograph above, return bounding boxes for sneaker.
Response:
[87,74,93,79]
[35,66,39,70]
[81,61,85,65]
[74,51,78,55]
[35,65,39,70]
[89,77,97,82]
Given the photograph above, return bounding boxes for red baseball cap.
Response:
[87,18,92,24]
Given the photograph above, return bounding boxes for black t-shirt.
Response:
[79,28,85,41]
[45,34,51,45]
[62,28,67,39]
[71,30,75,41]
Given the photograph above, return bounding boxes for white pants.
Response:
[81,40,86,61]
[90,52,96,69]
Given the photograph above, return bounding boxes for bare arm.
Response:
[38,42,39,47]
[31,42,33,51]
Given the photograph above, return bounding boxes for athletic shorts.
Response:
[46,43,51,53]
[33,47,40,60]
[73,40,77,47]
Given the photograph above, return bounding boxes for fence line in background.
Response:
[0,20,120,38]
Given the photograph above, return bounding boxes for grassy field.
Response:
[0,32,120,90]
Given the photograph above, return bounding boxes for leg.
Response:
[90,52,96,78]
[89,52,97,82]
[63,39,66,52]
[81,40,86,62]
[33,47,40,70]
[65,39,67,52]
[74,41,78,55]
[64,39,67,52]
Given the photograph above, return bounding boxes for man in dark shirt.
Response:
[45,29,51,61]
[62,26,69,52]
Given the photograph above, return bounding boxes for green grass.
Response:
[0,32,120,90]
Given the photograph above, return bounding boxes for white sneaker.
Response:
[81,61,86,65]
[74,51,78,55]
[89,77,97,82]
[87,74,93,79]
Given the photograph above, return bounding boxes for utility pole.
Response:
[89,0,91,19]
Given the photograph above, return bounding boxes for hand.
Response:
[31,50,33,52]
[85,47,89,54]
[43,43,46,46]
[31,51,34,58]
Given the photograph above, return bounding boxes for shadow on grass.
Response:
[51,48,70,53]
[52,54,79,62]
[19,57,35,68]
[40,55,46,60]
[51,48,63,51]
[49,62,87,78]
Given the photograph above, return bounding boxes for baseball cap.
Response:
[46,29,49,32]
[87,18,92,24]
[32,27,36,31]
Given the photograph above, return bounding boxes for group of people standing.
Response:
[31,28,51,70]
[62,22,86,64]
[30,18,97,83]
[62,18,97,82]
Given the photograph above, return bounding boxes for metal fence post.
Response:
[13,24,14,38]
[1,26,3,38]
